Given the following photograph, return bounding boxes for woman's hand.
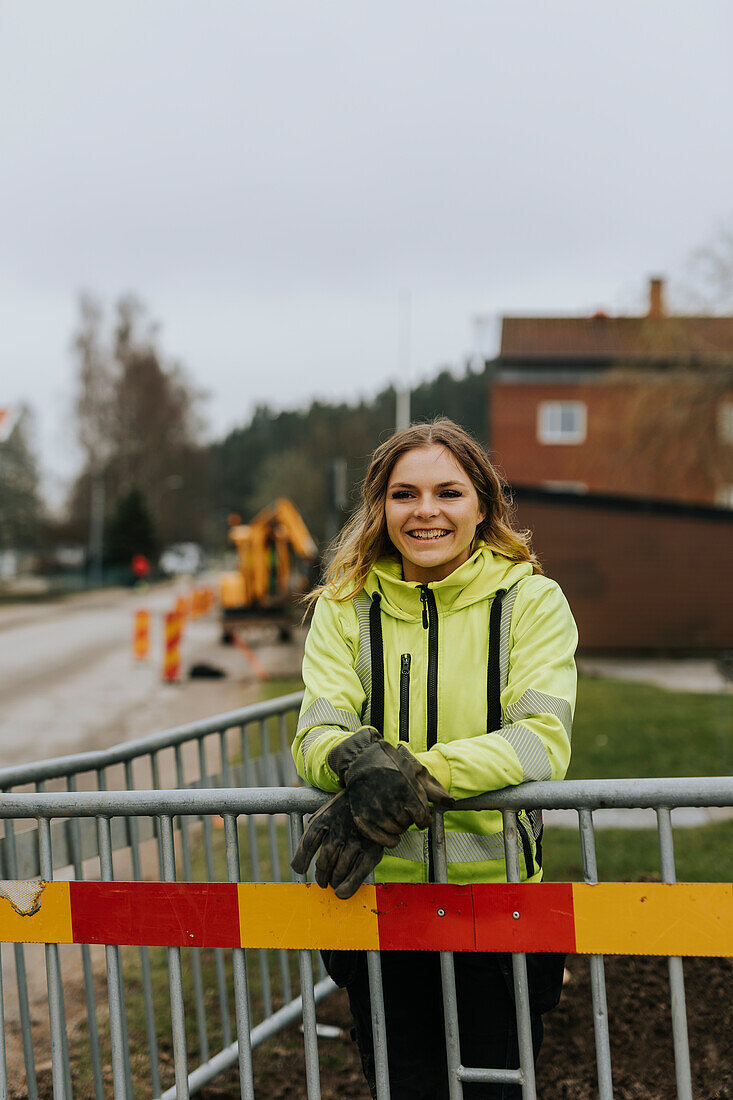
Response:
[329,738,455,847]
[291,791,384,899]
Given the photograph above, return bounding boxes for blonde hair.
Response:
[308,418,540,606]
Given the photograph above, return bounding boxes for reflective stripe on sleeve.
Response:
[505,688,573,740]
[387,828,512,864]
[494,723,553,782]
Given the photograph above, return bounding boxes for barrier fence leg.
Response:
[66,777,105,1100]
[258,719,293,1004]
[241,727,273,1017]
[223,814,256,1100]
[123,762,162,1098]
[289,814,322,1100]
[159,815,190,1100]
[2,818,39,1100]
[502,811,537,1100]
[0,944,8,1100]
[199,736,233,1048]
[432,813,463,1100]
[657,808,693,1100]
[96,772,134,1100]
[97,816,130,1100]
[578,809,614,1100]
[38,815,73,1100]
[174,746,210,1067]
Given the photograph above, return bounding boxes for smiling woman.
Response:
[292,418,578,1099]
[385,445,487,582]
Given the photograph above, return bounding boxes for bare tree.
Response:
[69,294,209,559]
[611,234,733,504]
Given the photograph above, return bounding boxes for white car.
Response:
[159,543,205,576]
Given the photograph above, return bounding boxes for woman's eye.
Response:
[440,490,461,498]
[391,490,412,500]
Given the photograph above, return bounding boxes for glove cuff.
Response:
[412,748,452,793]
[326,726,381,785]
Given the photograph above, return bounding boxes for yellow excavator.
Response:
[219,499,318,641]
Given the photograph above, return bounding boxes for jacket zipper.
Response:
[399,653,411,741]
[516,814,536,879]
[419,585,439,749]
[420,584,440,882]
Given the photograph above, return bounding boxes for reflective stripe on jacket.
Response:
[292,544,578,885]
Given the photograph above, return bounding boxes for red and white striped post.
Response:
[163,610,182,683]
[132,609,150,661]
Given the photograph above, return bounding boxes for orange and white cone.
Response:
[163,610,182,683]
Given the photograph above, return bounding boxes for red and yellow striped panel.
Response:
[1,881,731,956]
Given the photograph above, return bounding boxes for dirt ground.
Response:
[192,955,733,1100]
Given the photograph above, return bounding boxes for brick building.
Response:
[489,278,733,508]
[484,280,733,650]
[511,487,732,652]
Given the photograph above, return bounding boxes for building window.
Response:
[537,401,587,444]
[718,401,733,444]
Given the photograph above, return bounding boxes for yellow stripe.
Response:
[0,882,73,944]
[572,883,733,956]
[237,883,379,950]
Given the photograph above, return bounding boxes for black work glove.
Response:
[328,738,455,848]
[326,726,381,783]
[291,791,384,900]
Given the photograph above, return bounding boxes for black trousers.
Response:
[323,950,564,1100]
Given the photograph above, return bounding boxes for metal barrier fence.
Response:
[0,693,307,1100]
[0,695,731,1099]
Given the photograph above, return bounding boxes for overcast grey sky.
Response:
[2,1,732,506]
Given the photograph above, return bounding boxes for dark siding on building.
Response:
[512,488,733,652]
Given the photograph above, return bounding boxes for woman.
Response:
[292,418,577,1099]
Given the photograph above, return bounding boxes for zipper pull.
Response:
[419,584,429,629]
[401,653,411,675]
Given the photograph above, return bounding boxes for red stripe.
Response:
[472,883,576,953]
[70,882,240,948]
[376,884,475,951]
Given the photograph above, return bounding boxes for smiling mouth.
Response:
[407,529,451,541]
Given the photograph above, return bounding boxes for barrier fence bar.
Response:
[503,809,536,1100]
[66,774,105,1100]
[97,813,129,1100]
[578,807,614,1100]
[433,811,463,1100]
[657,806,693,1100]
[223,813,256,1100]
[288,812,323,1100]
[0,941,7,1100]
[159,814,190,1100]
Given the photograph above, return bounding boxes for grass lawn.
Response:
[543,817,733,883]
[568,675,731,779]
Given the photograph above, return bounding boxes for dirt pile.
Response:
[198,955,732,1099]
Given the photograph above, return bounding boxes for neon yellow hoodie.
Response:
[292,544,577,884]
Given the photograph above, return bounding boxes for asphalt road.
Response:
[0,582,304,772]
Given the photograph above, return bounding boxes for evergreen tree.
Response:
[104,488,157,565]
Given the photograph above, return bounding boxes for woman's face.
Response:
[385,444,486,583]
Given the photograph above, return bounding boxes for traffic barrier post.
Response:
[163,610,182,683]
[133,609,150,661]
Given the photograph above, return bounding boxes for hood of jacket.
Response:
[363,542,534,622]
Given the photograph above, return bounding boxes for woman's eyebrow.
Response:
[389,480,465,489]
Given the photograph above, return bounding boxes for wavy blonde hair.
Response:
[308,418,540,606]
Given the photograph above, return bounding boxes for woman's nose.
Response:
[414,496,439,518]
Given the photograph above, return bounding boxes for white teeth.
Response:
[408,529,449,540]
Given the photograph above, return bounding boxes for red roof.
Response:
[500,316,733,363]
